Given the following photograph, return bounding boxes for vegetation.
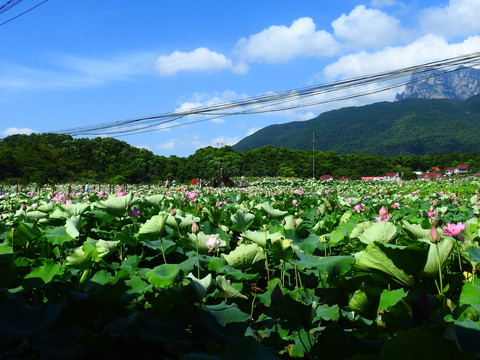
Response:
[233,95,480,156]
[3,133,480,185]
[1,179,480,358]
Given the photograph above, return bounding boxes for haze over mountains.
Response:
[233,67,480,157]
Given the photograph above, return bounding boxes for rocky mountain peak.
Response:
[394,66,480,101]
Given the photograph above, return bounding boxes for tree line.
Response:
[1,133,480,185]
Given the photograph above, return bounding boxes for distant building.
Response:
[384,173,401,181]
[455,164,472,175]
[418,173,446,180]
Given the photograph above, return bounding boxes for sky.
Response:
[1,0,480,158]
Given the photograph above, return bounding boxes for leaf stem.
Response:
[435,242,443,295]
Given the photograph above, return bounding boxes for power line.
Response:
[53,51,480,138]
[0,0,48,27]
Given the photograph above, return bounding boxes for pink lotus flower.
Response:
[374,206,390,222]
[430,225,441,244]
[353,204,362,213]
[391,202,401,209]
[187,192,198,200]
[292,199,298,206]
[205,236,221,252]
[427,210,436,219]
[442,222,466,238]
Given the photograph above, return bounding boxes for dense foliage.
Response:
[3,133,480,186]
[233,95,480,156]
[1,179,480,358]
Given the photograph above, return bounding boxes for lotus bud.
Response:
[270,284,283,306]
[429,226,441,244]
[192,221,200,234]
[170,209,176,216]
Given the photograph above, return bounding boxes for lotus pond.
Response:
[1,178,480,359]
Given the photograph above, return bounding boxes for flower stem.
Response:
[435,243,443,295]
[195,234,200,278]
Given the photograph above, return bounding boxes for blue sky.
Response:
[1,0,480,157]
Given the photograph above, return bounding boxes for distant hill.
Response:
[232,94,480,156]
[394,66,480,101]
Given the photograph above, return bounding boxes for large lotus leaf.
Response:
[138,214,167,239]
[180,232,215,253]
[144,194,165,206]
[377,288,408,313]
[14,223,42,245]
[350,221,373,239]
[146,264,180,289]
[60,203,90,217]
[358,221,397,244]
[269,238,294,262]
[96,239,120,258]
[446,320,480,357]
[240,230,268,248]
[329,229,345,246]
[380,323,475,360]
[293,250,355,276]
[24,261,65,283]
[230,210,255,232]
[423,237,455,277]
[202,205,226,223]
[49,207,69,220]
[66,214,81,238]
[347,288,379,319]
[314,304,340,322]
[355,242,427,287]
[25,210,48,221]
[402,221,430,239]
[97,192,138,217]
[255,202,288,218]
[222,243,266,270]
[460,276,480,314]
[44,226,76,246]
[36,202,54,213]
[282,215,303,230]
[65,247,87,266]
[166,212,197,235]
[215,275,248,300]
[204,301,250,326]
[187,273,213,301]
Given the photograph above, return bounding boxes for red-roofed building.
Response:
[456,165,473,175]
[319,175,333,181]
[445,167,456,176]
[384,173,400,181]
[418,173,446,180]
[337,177,352,181]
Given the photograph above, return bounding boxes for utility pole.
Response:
[312,132,315,179]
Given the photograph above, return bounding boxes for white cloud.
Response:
[332,5,407,50]
[1,127,37,136]
[420,0,480,38]
[155,47,247,76]
[210,135,241,147]
[134,144,151,150]
[235,17,340,63]
[247,127,261,136]
[323,35,480,80]
[156,139,180,150]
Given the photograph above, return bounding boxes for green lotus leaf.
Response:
[138,214,167,239]
[144,194,165,206]
[402,221,430,239]
[377,288,408,313]
[97,192,138,217]
[347,288,379,319]
[269,238,294,261]
[358,221,397,244]
[36,202,54,213]
[255,202,288,218]
[204,301,250,326]
[44,226,76,246]
[350,221,373,239]
[355,242,427,287]
[49,207,69,220]
[65,247,87,266]
[59,203,90,217]
[460,276,480,314]
[65,214,81,238]
[24,261,65,283]
[423,237,455,277]
[230,210,255,232]
[25,210,48,221]
[221,243,266,270]
[146,263,180,288]
[95,239,120,258]
[282,215,302,230]
[314,304,340,322]
[216,275,248,301]
[187,273,213,301]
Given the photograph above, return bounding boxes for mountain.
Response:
[232,94,480,157]
[394,66,480,101]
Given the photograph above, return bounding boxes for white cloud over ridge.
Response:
[420,0,480,38]
[235,17,340,63]
[1,127,37,136]
[332,5,408,50]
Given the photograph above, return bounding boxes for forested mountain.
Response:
[232,94,480,156]
[3,133,480,184]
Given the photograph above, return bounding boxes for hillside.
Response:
[232,95,480,156]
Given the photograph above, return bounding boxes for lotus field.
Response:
[2,178,480,359]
